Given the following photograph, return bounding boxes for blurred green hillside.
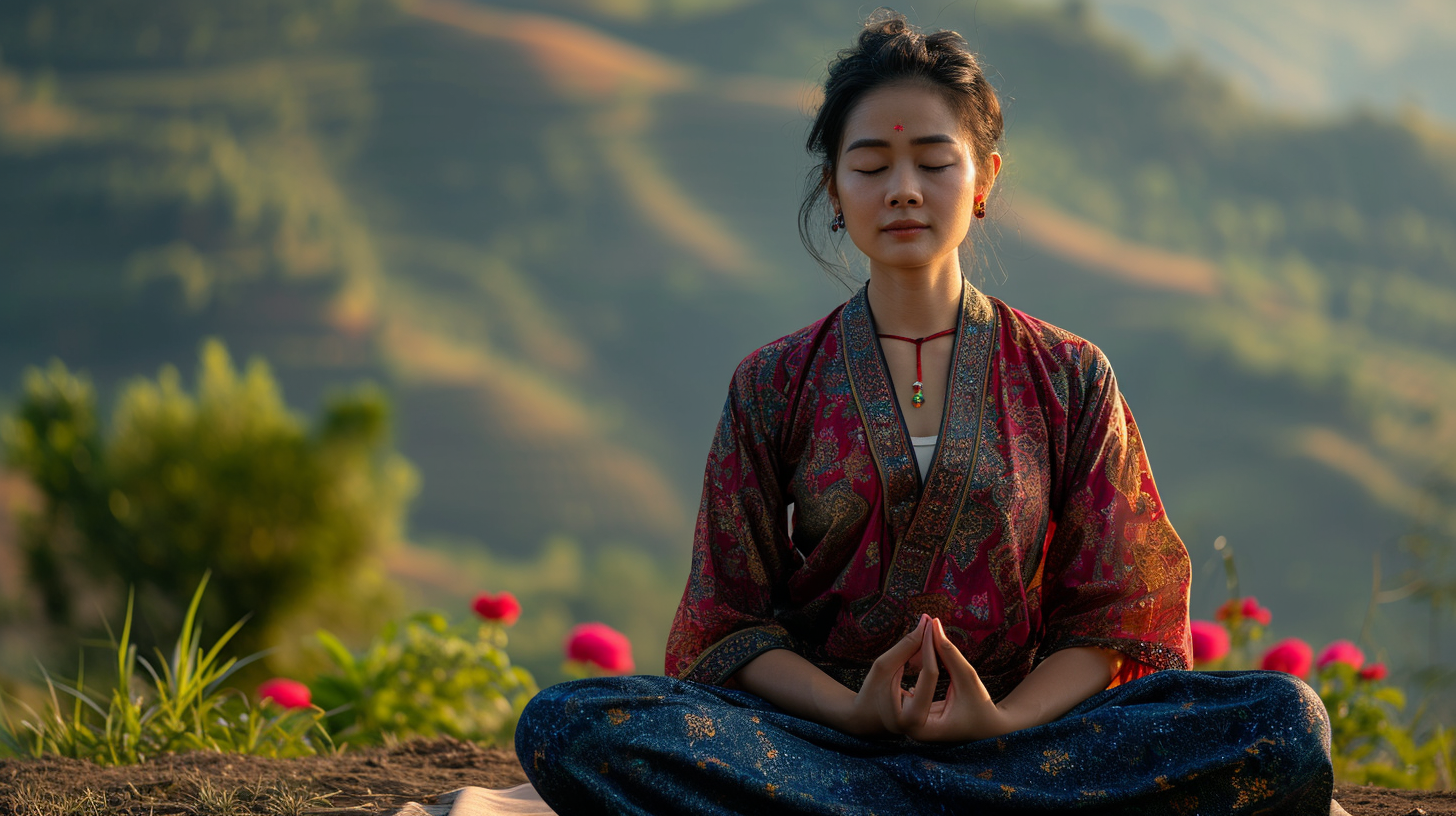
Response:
[1,0,1454,688]
[1037,0,1456,123]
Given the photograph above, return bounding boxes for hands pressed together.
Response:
[839,613,1010,742]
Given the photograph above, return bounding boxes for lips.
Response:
[882,220,928,236]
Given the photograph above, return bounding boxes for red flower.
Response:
[1259,638,1313,678]
[565,622,634,674]
[1358,662,1388,682]
[1190,620,1230,665]
[1214,599,1238,621]
[1239,596,1272,626]
[258,678,311,710]
[472,591,522,626]
[1316,639,1365,671]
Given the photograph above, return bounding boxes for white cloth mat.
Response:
[391,783,558,816]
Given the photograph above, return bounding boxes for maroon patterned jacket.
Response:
[666,282,1192,702]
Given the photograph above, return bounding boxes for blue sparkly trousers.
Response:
[514,670,1334,815]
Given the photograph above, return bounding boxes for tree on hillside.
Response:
[0,339,418,664]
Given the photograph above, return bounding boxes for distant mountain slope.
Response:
[2,0,1454,668]
[1030,0,1456,123]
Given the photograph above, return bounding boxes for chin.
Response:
[872,248,950,269]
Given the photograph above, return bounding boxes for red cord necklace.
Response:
[876,327,956,407]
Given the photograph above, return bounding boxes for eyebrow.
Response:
[845,134,957,152]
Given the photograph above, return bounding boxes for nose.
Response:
[887,165,920,208]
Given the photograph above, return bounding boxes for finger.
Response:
[864,614,930,700]
[933,618,990,700]
[899,618,939,729]
[876,618,931,735]
[915,697,950,742]
[870,614,930,675]
[898,617,932,685]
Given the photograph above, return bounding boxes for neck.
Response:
[865,258,964,337]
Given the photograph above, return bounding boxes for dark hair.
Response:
[799,8,1005,282]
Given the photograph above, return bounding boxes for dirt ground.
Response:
[0,738,1453,815]
[0,739,526,815]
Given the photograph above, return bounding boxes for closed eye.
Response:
[855,165,954,174]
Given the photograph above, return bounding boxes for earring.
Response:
[973,195,986,219]
[830,211,846,232]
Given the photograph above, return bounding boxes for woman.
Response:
[515,9,1339,814]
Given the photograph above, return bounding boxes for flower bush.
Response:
[1198,589,1452,788]
[1314,656,1450,788]
[310,606,538,748]
[0,578,643,763]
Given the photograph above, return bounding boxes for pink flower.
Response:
[1190,620,1230,665]
[1239,597,1272,626]
[1358,662,1388,682]
[258,678,311,709]
[1259,638,1313,678]
[472,591,522,626]
[565,622,634,674]
[1215,597,1270,625]
[1316,639,1365,671]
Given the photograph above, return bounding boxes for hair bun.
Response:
[862,7,911,40]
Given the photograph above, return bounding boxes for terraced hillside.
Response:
[1,0,1453,685]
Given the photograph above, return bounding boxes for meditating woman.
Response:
[515,9,1338,814]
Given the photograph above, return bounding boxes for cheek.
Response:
[943,167,978,196]
[837,174,876,204]
[942,179,979,217]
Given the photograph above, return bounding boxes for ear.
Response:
[979,151,1002,198]
[823,164,838,207]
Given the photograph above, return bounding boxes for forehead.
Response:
[840,82,965,146]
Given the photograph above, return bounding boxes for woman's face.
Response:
[828,81,998,274]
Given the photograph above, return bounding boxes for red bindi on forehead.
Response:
[893,123,904,131]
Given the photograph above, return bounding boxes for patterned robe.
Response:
[514,282,1334,815]
[666,281,1193,699]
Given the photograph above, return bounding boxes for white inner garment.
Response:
[910,434,939,481]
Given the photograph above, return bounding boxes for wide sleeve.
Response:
[664,363,798,687]
[1036,353,1193,687]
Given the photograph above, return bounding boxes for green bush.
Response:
[310,610,538,748]
[1317,661,1453,788]
[0,338,418,663]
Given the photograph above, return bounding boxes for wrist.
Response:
[823,684,872,734]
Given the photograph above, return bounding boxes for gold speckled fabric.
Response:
[515,669,1334,815]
